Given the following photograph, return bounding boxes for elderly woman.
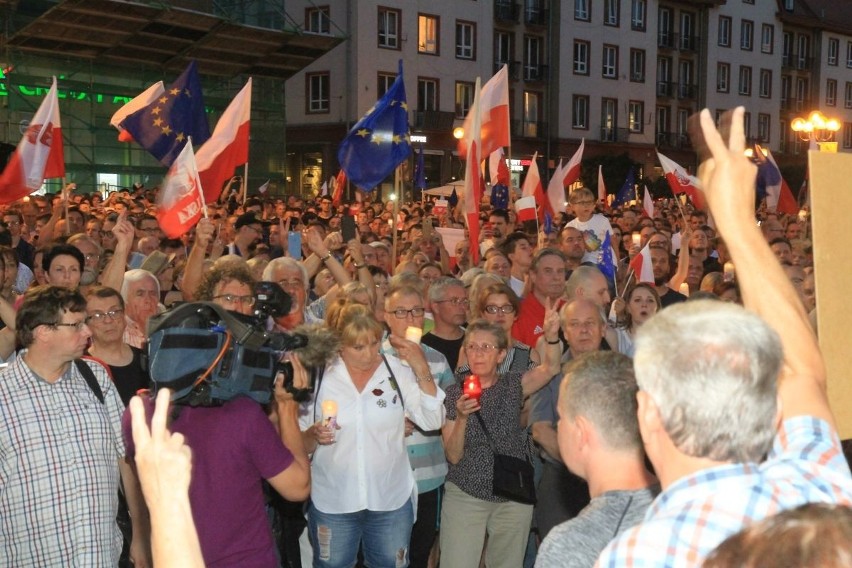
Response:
[300,304,445,568]
[441,318,561,568]
[614,283,661,357]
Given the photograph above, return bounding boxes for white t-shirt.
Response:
[567,213,615,265]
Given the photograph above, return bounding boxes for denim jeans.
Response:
[308,499,414,568]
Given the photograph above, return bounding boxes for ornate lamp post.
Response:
[791,110,841,153]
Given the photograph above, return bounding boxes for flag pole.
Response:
[391,165,401,271]
[62,177,70,236]
[241,162,249,205]
[621,269,634,298]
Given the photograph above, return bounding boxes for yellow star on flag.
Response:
[153,118,163,127]
[392,134,401,144]
[175,132,186,142]
[159,96,169,104]
[161,125,173,135]
[400,101,408,111]
[184,88,191,97]
[170,88,181,96]
[371,133,384,145]
[151,107,161,115]
[357,128,370,138]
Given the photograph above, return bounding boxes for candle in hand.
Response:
[405,326,422,344]
[632,232,642,247]
[321,400,338,430]
[464,375,482,404]
[679,282,690,297]
[723,262,735,282]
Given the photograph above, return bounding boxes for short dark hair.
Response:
[85,285,125,308]
[17,285,87,347]
[42,243,84,273]
[489,209,510,223]
[769,237,792,250]
[500,231,531,257]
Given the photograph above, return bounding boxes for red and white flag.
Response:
[562,138,585,188]
[521,151,548,220]
[643,187,654,218]
[765,150,799,215]
[515,195,537,222]
[111,81,165,142]
[196,78,252,203]
[458,66,509,159]
[628,242,655,283]
[0,77,64,204]
[462,78,482,264]
[657,151,705,210]
[597,165,606,203]
[547,160,566,215]
[157,139,205,238]
[489,148,510,186]
[332,169,346,205]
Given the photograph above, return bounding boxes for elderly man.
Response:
[512,248,568,349]
[422,277,467,370]
[530,298,606,539]
[263,257,321,330]
[564,265,618,350]
[121,269,160,349]
[598,107,852,566]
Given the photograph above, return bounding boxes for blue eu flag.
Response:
[120,61,210,167]
[338,60,412,191]
[600,231,617,282]
[414,144,426,190]
[612,167,635,209]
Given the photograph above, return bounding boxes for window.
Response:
[417,78,438,111]
[378,74,397,98]
[781,75,791,107]
[738,66,752,96]
[826,79,837,106]
[846,82,852,108]
[523,92,541,137]
[797,35,809,69]
[604,0,619,26]
[524,36,543,81]
[677,108,689,140]
[717,62,730,93]
[743,112,752,139]
[495,31,514,68]
[741,20,753,51]
[378,7,400,49]
[455,81,474,118]
[601,98,617,141]
[456,21,475,60]
[758,113,770,143]
[306,72,329,113]
[759,69,771,98]
[572,95,589,129]
[743,0,755,4]
[575,0,590,21]
[631,0,646,31]
[761,24,774,53]
[844,123,852,149]
[630,49,645,82]
[718,16,731,47]
[658,7,673,48]
[628,101,644,133]
[656,106,670,141]
[418,14,439,55]
[782,32,793,66]
[574,40,590,75]
[680,12,695,51]
[602,45,618,79]
[795,77,808,110]
[678,59,693,98]
[657,57,672,96]
[306,6,330,34]
[828,38,839,66]
[847,41,852,68]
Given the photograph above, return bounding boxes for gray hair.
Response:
[560,352,641,452]
[565,265,606,299]
[634,300,781,463]
[428,276,464,303]
[263,257,309,293]
[121,268,160,301]
[559,297,606,326]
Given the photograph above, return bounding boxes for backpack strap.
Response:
[75,358,104,404]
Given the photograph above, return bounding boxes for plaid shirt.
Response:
[0,353,126,566]
[597,416,852,567]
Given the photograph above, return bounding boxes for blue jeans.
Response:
[308,500,414,568]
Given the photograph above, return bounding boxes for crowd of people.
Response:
[0,106,850,568]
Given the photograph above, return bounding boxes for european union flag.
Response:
[612,167,635,209]
[600,231,617,282]
[120,61,210,167]
[338,60,412,191]
[414,144,426,190]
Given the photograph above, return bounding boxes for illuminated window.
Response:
[418,14,439,55]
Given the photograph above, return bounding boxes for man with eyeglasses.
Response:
[381,284,454,568]
[229,212,266,258]
[422,277,468,370]
[0,285,146,566]
[120,269,161,349]
[3,210,34,269]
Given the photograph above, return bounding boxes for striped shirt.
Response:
[597,416,852,567]
[0,354,126,566]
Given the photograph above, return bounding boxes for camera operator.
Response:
[126,263,311,566]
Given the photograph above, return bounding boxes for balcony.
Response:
[494,60,521,80]
[793,98,812,112]
[410,111,456,131]
[523,64,548,82]
[679,34,700,52]
[783,54,815,72]
[656,81,676,98]
[656,131,691,150]
[796,56,815,71]
[677,83,698,100]
[524,7,548,26]
[658,31,676,50]
[495,1,520,23]
[601,127,629,143]
[513,119,546,138]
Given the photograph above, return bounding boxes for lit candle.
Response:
[464,375,482,404]
[632,232,642,247]
[321,400,338,431]
[724,262,735,282]
[679,283,690,297]
[405,326,422,344]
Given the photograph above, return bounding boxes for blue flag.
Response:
[448,188,459,207]
[600,231,617,282]
[544,211,553,235]
[490,183,509,210]
[120,61,210,167]
[612,167,635,209]
[338,60,412,191]
[414,144,426,190]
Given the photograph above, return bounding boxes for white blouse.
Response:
[300,354,446,514]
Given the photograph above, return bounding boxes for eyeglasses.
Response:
[84,253,101,262]
[571,200,595,206]
[484,304,515,315]
[86,308,125,323]
[50,321,89,332]
[278,279,305,290]
[566,320,600,330]
[465,343,499,353]
[99,230,113,238]
[391,307,425,319]
[434,298,469,307]
[4,220,20,226]
[139,227,160,233]
[213,294,256,306]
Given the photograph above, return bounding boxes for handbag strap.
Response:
[473,411,499,455]
[381,354,405,411]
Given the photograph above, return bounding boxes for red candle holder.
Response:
[464,375,482,404]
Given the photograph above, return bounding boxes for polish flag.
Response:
[597,165,606,203]
[765,150,799,215]
[463,78,482,264]
[0,77,65,204]
[196,78,252,203]
[546,160,566,215]
[515,195,537,222]
[562,138,585,187]
[521,151,549,220]
[643,187,655,218]
[458,66,509,159]
[628,242,655,283]
[332,169,346,205]
[657,152,705,210]
[157,139,205,238]
[111,81,165,142]
[489,148,510,186]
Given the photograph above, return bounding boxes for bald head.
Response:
[564,266,611,307]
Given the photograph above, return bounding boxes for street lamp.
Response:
[791,110,841,152]
[453,127,465,140]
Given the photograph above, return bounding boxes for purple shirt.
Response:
[124,396,294,567]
